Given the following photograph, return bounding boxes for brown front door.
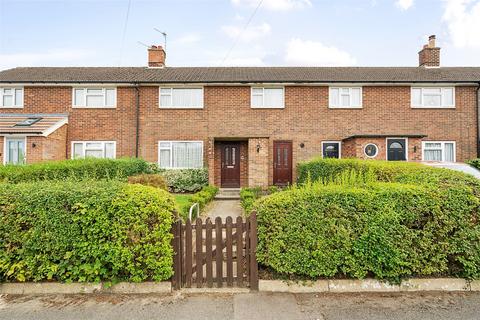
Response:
[221,143,241,188]
[273,141,292,186]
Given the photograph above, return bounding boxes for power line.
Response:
[119,0,132,66]
[220,0,264,66]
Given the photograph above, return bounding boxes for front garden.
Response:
[0,158,214,283]
[243,158,480,282]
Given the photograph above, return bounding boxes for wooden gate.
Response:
[171,213,258,290]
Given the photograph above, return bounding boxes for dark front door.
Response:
[273,141,292,186]
[387,139,406,161]
[221,143,240,188]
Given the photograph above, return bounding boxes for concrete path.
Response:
[423,162,480,179]
[2,292,480,320]
[204,200,243,221]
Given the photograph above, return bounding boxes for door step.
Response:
[215,188,241,200]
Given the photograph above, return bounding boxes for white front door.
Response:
[5,138,26,165]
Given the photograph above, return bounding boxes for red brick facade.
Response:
[0,84,477,186]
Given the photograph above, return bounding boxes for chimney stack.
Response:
[418,35,440,67]
[148,45,166,68]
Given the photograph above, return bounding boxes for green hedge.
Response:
[240,186,281,215]
[0,158,152,183]
[297,158,480,192]
[160,168,208,193]
[467,159,480,170]
[178,186,219,220]
[0,180,174,283]
[255,182,480,281]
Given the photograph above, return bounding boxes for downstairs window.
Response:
[422,141,455,162]
[158,141,203,169]
[72,141,116,159]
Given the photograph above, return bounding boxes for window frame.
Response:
[411,87,455,109]
[364,143,379,158]
[157,140,204,169]
[321,141,342,159]
[158,87,204,109]
[421,141,456,162]
[70,141,117,159]
[0,87,24,108]
[250,86,285,109]
[72,87,117,108]
[328,86,363,109]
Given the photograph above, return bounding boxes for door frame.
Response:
[3,136,27,165]
[220,142,241,188]
[386,137,408,161]
[321,141,342,159]
[273,140,293,186]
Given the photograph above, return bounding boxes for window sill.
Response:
[0,106,24,109]
[250,106,285,109]
[159,106,204,109]
[411,106,456,109]
[328,106,363,109]
[72,106,117,109]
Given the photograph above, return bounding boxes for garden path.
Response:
[203,200,243,221]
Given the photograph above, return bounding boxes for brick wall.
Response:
[342,137,422,161]
[28,125,67,163]
[248,138,269,187]
[1,84,477,186]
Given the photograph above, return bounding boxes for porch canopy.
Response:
[0,113,68,137]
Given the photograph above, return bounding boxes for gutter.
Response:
[134,83,140,158]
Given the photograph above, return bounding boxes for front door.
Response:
[387,138,406,161]
[273,141,292,186]
[221,143,240,188]
[5,138,26,165]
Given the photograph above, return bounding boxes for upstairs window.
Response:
[72,141,116,159]
[0,87,24,108]
[159,88,203,108]
[411,87,455,108]
[73,88,116,108]
[329,87,362,108]
[251,87,284,108]
[158,141,203,169]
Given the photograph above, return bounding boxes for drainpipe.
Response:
[134,83,140,158]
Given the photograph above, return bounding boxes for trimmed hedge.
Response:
[255,182,480,281]
[297,158,480,192]
[160,168,208,193]
[0,158,152,183]
[0,180,174,283]
[178,186,219,220]
[467,158,480,170]
[240,186,281,215]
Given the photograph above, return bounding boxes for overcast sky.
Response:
[1,0,480,70]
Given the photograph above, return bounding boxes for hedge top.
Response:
[0,158,153,183]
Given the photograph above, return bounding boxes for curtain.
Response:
[172,142,202,168]
[444,143,454,162]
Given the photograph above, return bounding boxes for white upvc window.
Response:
[159,87,204,108]
[73,88,116,108]
[422,141,456,162]
[158,141,203,169]
[0,87,24,108]
[251,87,284,108]
[71,141,116,159]
[329,87,362,108]
[411,87,455,108]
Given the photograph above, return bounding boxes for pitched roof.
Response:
[1,67,480,83]
[0,114,68,136]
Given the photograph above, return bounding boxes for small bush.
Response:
[128,174,167,190]
[176,186,219,220]
[254,182,480,281]
[240,186,281,215]
[0,180,175,283]
[0,158,152,183]
[160,169,208,193]
[467,159,480,170]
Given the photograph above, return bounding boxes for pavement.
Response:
[204,200,243,221]
[1,292,480,320]
[423,162,480,179]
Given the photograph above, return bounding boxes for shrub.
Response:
[0,158,152,183]
[297,158,480,192]
[254,182,480,281]
[128,174,167,190]
[160,168,208,193]
[0,180,174,283]
[467,159,480,170]
[240,186,281,215]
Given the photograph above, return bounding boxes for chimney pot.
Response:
[419,35,440,67]
[148,45,166,68]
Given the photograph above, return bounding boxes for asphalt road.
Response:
[1,291,480,320]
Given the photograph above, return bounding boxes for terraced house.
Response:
[1,35,480,187]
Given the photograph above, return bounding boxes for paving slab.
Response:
[204,200,243,221]
[233,292,306,320]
